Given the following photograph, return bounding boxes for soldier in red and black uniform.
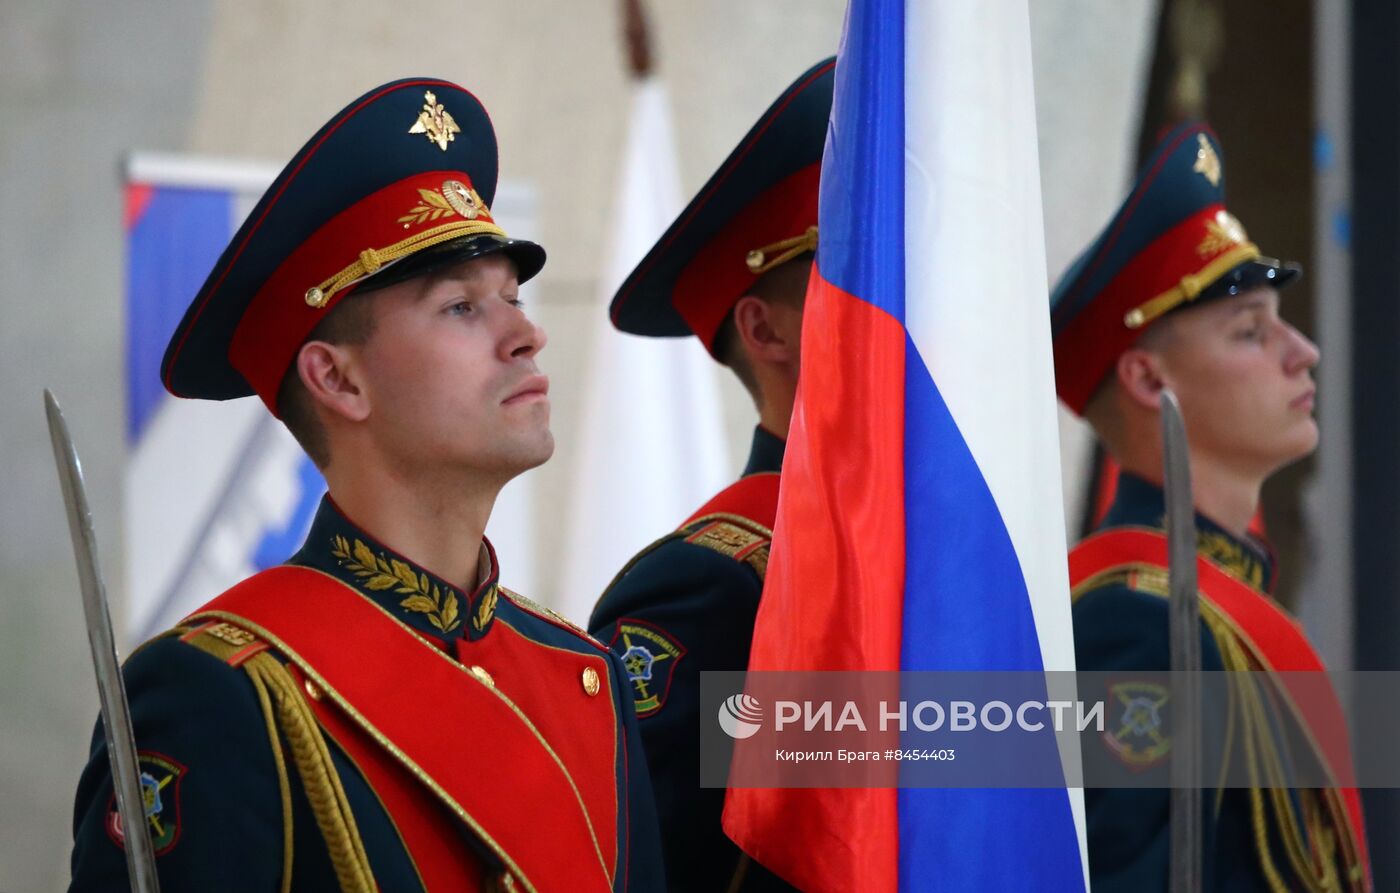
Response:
[69,78,662,892]
[587,59,833,893]
[1052,122,1371,891]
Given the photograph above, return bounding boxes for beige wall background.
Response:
[0,2,1154,889]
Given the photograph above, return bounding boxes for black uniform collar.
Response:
[1098,472,1276,594]
[742,426,787,476]
[290,496,500,643]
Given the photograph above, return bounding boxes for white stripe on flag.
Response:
[903,0,1088,880]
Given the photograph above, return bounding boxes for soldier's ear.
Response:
[733,294,797,365]
[296,340,370,424]
[1115,347,1168,413]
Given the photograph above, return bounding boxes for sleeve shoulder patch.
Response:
[105,750,188,856]
[681,516,771,579]
[1101,680,1172,770]
[609,618,687,718]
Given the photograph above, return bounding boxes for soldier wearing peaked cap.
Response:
[587,59,834,893]
[1052,122,1370,891]
[69,78,663,892]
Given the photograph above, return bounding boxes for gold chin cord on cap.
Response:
[1121,241,1260,330]
[304,219,508,309]
[745,225,819,276]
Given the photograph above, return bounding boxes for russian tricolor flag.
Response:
[723,1,1088,890]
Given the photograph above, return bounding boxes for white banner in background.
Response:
[556,80,732,625]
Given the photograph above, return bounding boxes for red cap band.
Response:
[230,170,495,412]
[673,164,820,353]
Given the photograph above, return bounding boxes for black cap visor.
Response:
[357,233,546,294]
[1194,257,1302,306]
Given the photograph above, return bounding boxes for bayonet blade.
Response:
[44,390,160,892]
[1161,388,1202,893]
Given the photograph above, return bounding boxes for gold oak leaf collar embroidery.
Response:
[300,499,499,642]
[331,535,465,633]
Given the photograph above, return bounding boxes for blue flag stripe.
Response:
[898,339,1084,888]
[817,0,905,321]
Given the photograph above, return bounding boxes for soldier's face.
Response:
[1155,286,1319,476]
[353,253,553,478]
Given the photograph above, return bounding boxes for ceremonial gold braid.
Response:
[306,219,508,308]
[1303,791,1344,892]
[1218,619,1362,890]
[1234,663,1292,892]
[1070,563,1356,890]
[1322,785,1367,890]
[1220,632,1326,893]
[1257,695,1325,889]
[1238,630,1345,892]
[745,226,818,275]
[1122,241,1260,329]
[245,652,376,893]
[1211,637,1238,820]
[246,662,296,893]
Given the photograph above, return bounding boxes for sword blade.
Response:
[44,390,160,893]
[1160,388,1202,893]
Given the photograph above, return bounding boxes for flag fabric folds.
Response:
[722,1,1089,890]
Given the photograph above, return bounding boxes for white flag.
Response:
[556,79,731,625]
